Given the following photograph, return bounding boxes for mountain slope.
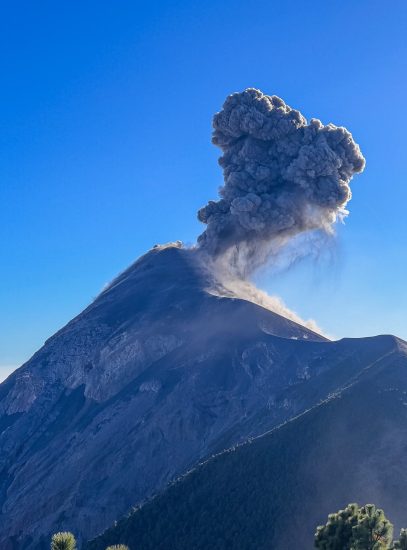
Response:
[87,337,407,550]
[0,243,400,548]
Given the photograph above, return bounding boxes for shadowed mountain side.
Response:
[87,338,407,550]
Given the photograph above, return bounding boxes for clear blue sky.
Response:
[1,0,407,379]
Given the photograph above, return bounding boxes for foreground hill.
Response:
[87,336,407,550]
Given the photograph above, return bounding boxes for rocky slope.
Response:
[87,336,407,550]
[0,243,401,548]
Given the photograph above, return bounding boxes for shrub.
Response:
[51,531,77,550]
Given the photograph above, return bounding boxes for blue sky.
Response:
[1,0,407,380]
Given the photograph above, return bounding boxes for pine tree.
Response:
[314,503,360,549]
[50,532,77,550]
[352,504,393,550]
[392,529,407,549]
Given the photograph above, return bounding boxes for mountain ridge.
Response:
[87,335,407,550]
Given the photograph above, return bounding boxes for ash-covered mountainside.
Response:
[0,243,402,548]
[88,337,407,550]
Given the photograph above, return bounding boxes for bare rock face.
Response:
[0,244,400,548]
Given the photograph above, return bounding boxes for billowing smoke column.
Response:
[198,88,365,274]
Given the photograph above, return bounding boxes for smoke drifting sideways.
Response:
[197,88,365,277]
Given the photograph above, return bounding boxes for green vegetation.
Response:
[315,504,407,550]
[314,503,361,549]
[393,530,407,549]
[50,532,129,550]
[51,531,77,550]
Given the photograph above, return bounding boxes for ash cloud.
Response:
[198,88,365,275]
[205,272,326,337]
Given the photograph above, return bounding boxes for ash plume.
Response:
[198,88,365,275]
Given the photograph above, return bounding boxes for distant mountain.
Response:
[0,243,403,548]
[87,335,407,550]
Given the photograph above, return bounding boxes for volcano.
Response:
[0,243,404,548]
